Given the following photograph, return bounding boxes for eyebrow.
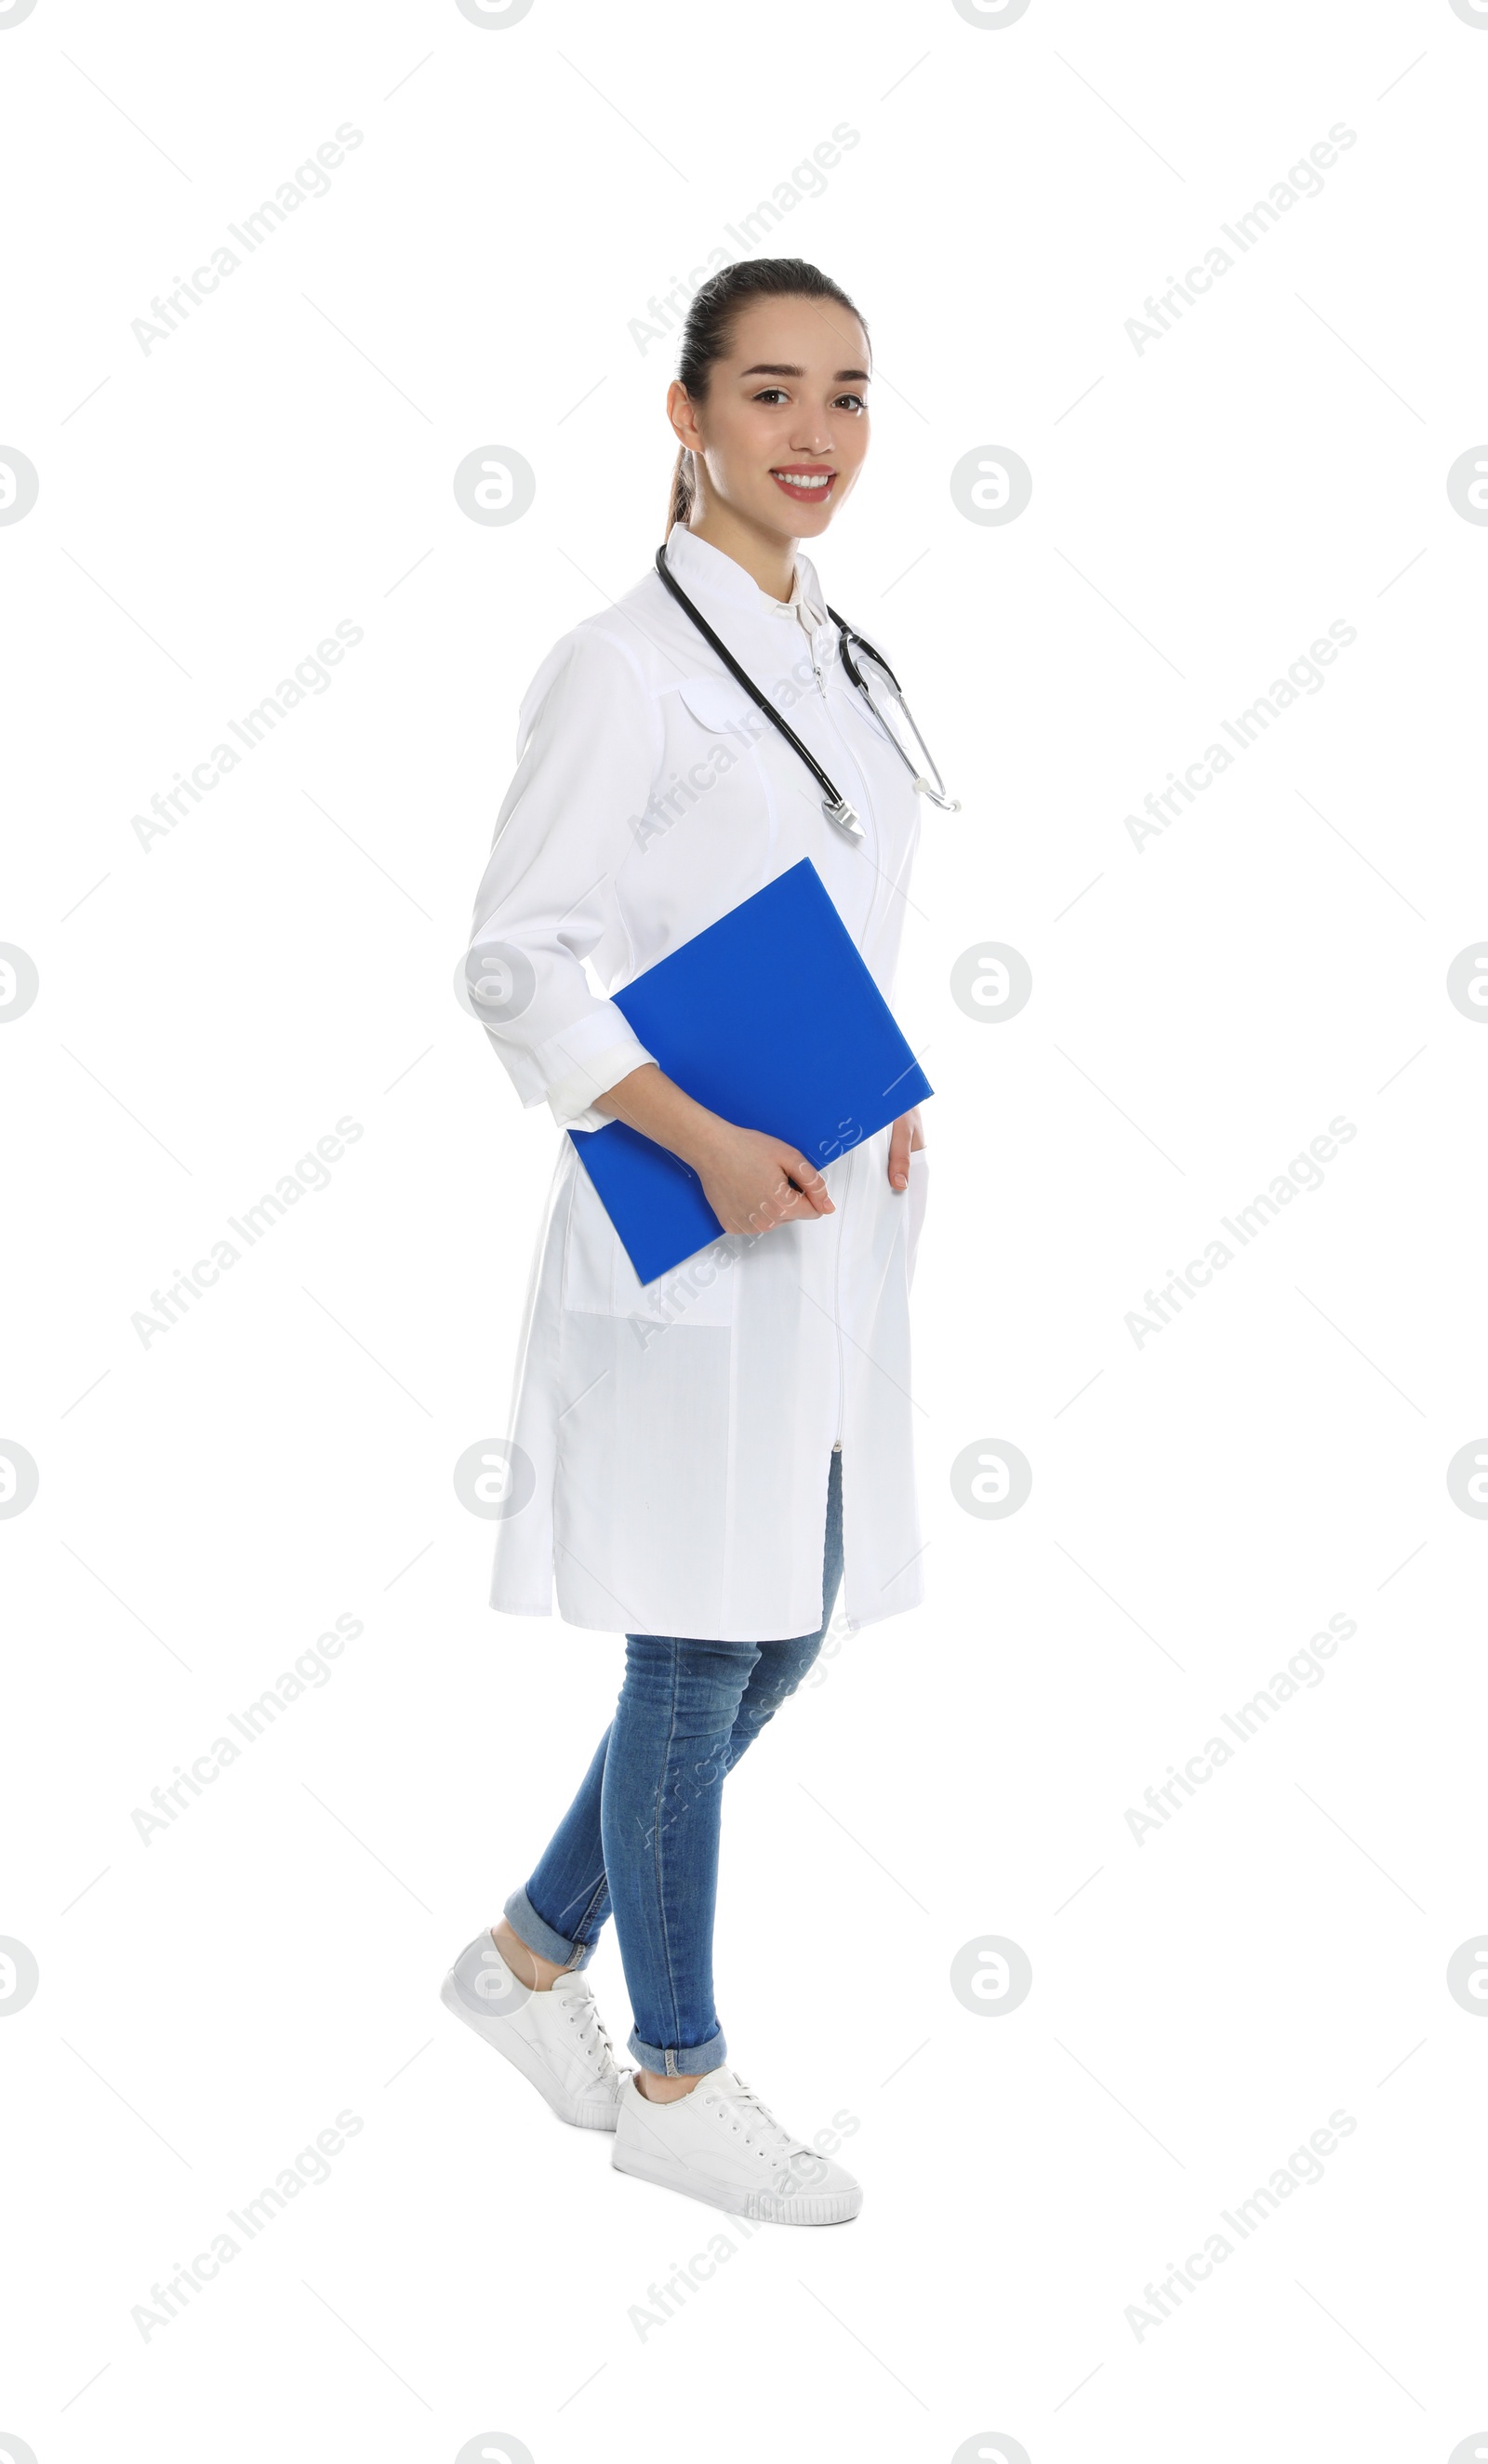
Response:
[737,363,871,381]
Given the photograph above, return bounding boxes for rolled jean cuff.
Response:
[503,1885,597,1974]
[627,2022,727,2076]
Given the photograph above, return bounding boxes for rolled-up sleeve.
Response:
[457,622,660,1132]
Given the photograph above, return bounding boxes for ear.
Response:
[667,380,705,454]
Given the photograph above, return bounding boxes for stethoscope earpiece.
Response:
[913,777,962,812]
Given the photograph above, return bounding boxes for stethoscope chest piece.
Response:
[824,794,866,842]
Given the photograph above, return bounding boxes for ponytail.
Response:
[662,257,868,542]
[666,443,695,536]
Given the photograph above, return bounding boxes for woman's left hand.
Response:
[886,1107,924,1192]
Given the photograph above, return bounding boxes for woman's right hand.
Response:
[594,1063,834,1236]
[691,1120,835,1237]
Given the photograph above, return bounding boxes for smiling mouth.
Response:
[770,468,836,502]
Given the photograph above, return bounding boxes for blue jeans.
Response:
[505,1450,844,2073]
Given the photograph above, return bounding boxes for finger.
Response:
[748,1194,807,1234]
[776,1178,830,1222]
[751,1174,828,1234]
[887,1117,911,1190]
[783,1152,834,1214]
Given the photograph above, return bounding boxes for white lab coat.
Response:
[460,521,929,1642]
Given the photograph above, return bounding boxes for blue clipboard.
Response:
[568,858,932,1287]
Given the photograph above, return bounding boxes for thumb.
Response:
[786,1150,834,1212]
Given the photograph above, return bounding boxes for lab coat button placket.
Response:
[831,1146,854,1449]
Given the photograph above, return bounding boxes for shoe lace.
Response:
[560,1977,621,2077]
[702,2073,810,2164]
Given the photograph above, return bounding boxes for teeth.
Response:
[776,472,831,488]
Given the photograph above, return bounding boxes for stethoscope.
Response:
[654,544,960,844]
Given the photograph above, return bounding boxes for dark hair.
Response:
[664,257,869,539]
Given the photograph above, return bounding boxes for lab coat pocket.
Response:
[561,1145,738,1327]
[675,673,759,739]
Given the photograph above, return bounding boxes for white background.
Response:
[3,1,1486,2458]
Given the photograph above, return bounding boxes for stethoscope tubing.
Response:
[833,624,960,813]
[654,544,956,836]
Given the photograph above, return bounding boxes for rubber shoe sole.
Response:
[439,1969,621,2132]
[611,2139,862,2224]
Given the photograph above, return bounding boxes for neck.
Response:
[684,499,797,603]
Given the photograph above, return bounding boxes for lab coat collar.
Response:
[663,521,829,633]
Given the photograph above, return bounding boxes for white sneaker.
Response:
[611,2064,862,2224]
[440,1929,631,2131]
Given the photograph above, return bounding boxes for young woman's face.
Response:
[670,292,871,539]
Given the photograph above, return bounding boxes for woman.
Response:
[444,257,932,2227]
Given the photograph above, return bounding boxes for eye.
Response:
[834,393,869,413]
[751,387,790,405]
